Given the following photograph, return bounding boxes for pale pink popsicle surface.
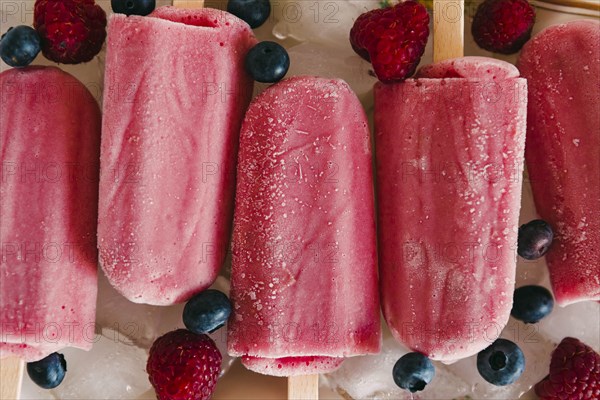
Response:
[99,7,256,305]
[1,67,100,361]
[518,20,600,306]
[228,76,381,376]
[376,57,527,361]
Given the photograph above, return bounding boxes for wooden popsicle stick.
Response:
[172,0,205,8]
[288,374,319,400]
[433,0,465,62]
[0,357,25,400]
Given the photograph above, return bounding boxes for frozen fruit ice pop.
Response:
[98,7,256,305]
[375,57,527,361]
[228,76,381,376]
[517,20,600,306]
[0,67,100,361]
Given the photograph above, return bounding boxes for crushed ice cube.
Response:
[97,272,235,375]
[538,301,600,352]
[23,329,150,400]
[20,377,55,400]
[96,271,164,348]
[446,318,555,399]
[324,336,470,399]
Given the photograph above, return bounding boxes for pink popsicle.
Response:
[99,7,256,305]
[228,76,381,376]
[1,67,100,361]
[518,20,600,306]
[375,57,527,361]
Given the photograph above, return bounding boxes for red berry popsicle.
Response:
[98,7,256,305]
[228,76,381,376]
[1,67,101,361]
[375,57,527,361]
[518,20,600,306]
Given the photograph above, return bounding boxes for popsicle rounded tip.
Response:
[477,339,525,386]
[111,0,155,16]
[415,56,521,79]
[245,41,289,83]
[517,219,554,260]
[0,26,41,67]
[511,285,554,324]
[227,0,271,29]
[183,289,232,334]
[392,352,435,393]
[26,352,67,389]
[241,356,345,376]
[147,329,222,400]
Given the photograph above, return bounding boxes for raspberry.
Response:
[34,0,106,64]
[147,329,222,400]
[349,1,429,83]
[471,0,535,54]
[535,337,600,400]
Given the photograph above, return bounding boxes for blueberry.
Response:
[517,219,553,260]
[112,0,155,16]
[511,285,554,323]
[477,339,525,386]
[0,26,41,68]
[227,0,271,29]
[392,352,435,393]
[245,41,289,83]
[26,353,67,389]
[183,289,232,334]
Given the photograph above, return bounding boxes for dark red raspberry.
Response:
[34,0,106,64]
[535,337,600,400]
[147,329,222,400]
[472,0,535,54]
[349,1,430,83]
